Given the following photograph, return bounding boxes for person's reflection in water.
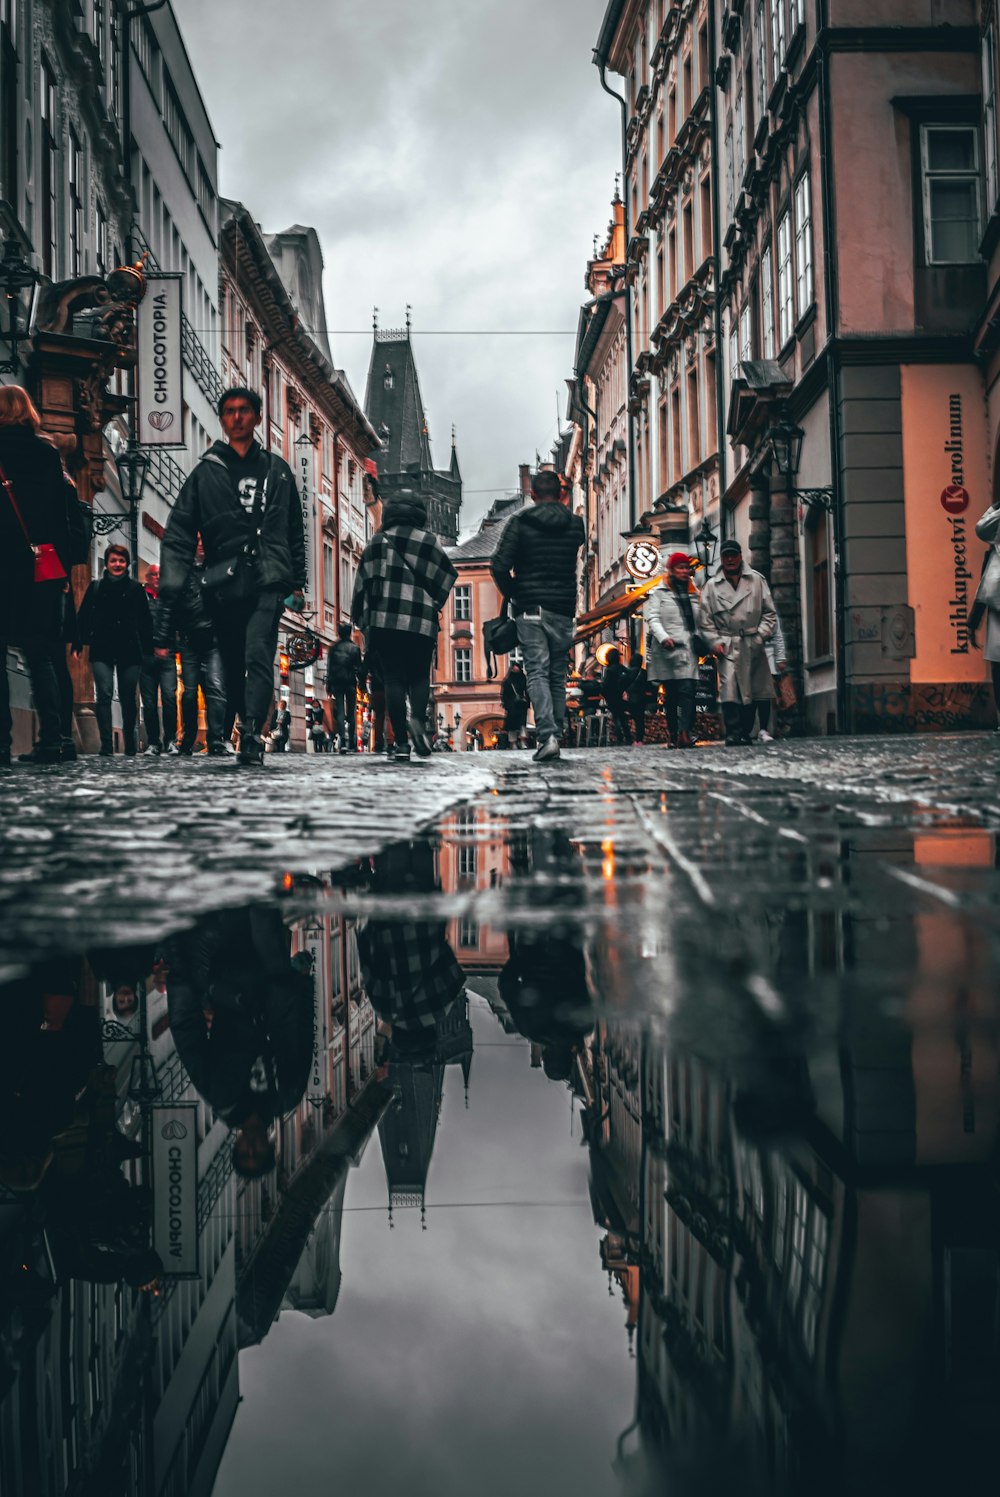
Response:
[167,907,313,1178]
[0,958,160,1294]
[353,841,469,1224]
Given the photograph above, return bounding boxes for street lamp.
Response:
[767,419,833,512]
[115,436,151,568]
[694,515,718,573]
[0,239,40,374]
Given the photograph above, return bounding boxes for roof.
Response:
[447,494,525,562]
[594,0,627,70]
[364,330,434,474]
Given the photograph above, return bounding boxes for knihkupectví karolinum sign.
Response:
[151,1102,200,1278]
[137,274,184,448]
[900,365,991,685]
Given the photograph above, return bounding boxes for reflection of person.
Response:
[698,539,777,747]
[0,387,76,766]
[167,907,313,1178]
[77,544,153,756]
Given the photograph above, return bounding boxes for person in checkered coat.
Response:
[352,492,457,761]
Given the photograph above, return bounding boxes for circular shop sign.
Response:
[623,539,662,581]
[940,485,970,516]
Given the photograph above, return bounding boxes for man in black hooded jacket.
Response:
[159,387,306,765]
[490,469,584,762]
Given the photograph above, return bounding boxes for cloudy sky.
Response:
[172,0,621,533]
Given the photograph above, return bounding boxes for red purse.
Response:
[0,457,67,583]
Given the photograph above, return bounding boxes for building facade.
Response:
[716,0,992,732]
[364,316,462,544]
[219,201,380,751]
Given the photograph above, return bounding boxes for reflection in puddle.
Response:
[0,797,998,1495]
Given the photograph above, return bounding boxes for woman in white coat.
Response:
[971,501,1000,728]
[643,551,701,747]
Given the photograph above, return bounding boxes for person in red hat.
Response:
[643,551,702,747]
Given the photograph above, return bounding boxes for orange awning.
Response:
[574,574,661,644]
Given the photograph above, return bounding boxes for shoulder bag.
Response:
[201,456,271,600]
[0,458,67,582]
[483,602,518,679]
[974,546,1000,613]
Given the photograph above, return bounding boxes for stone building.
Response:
[364,313,462,543]
[219,201,380,750]
[715,0,992,732]
[594,0,722,554]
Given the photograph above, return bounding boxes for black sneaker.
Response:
[206,743,229,757]
[407,717,433,757]
[99,746,114,757]
[392,745,412,764]
[18,745,62,765]
[61,740,78,762]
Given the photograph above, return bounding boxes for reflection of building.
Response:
[378,1000,474,1220]
[283,1174,348,1319]
[364,314,462,544]
[440,805,511,972]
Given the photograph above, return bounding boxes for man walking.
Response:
[159,387,306,765]
[325,621,362,753]
[490,470,585,762]
[139,565,179,756]
[697,539,777,746]
[270,699,291,753]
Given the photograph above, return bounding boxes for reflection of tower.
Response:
[378,999,474,1219]
[282,1173,348,1319]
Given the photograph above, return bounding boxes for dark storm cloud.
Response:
[172,0,621,527]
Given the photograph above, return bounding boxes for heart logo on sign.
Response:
[148,410,174,431]
[161,1119,188,1140]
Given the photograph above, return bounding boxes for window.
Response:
[459,916,480,949]
[93,0,106,67]
[458,842,477,879]
[761,245,775,357]
[700,175,712,261]
[40,58,58,278]
[163,73,195,180]
[135,17,158,88]
[809,516,832,657]
[453,585,471,621]
[921,125,982,264]
[455,647,472,683]
[96,203,109,276]
[323,540,334,606]
[729,322,739,385]
[197,157,214,223]
[794,172,814,315]
[985,28,999,213]
[755,2,768,121]
[770,0,786,81]
[68,131,83,276]
[739,301,753,363]
[725,122,735,220]
[777,210,793,346]
[687,367,699,468]
[789,0,804,28]
[734,74,746,187]
[0,0,16,203]
[109,2,121,117]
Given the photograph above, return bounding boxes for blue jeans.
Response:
[92,660,140,752]
[515,609,575,742]
[179,638,225,748]
[140,653,178,748]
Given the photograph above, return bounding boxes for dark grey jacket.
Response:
[490,502,585,618]
[159,441,306,601]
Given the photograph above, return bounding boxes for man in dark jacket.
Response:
[490,470,585,762]
[325,621,362,753]
[139,565,178,755]
[600,647,633,745]
[76,545,153,756]
[159,387,306,766]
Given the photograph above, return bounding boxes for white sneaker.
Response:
[533,735,561,763]
[758,729,774,743]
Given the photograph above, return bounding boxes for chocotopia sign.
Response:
[151,1102,199,1278]
[900,365,990,686]
[137,274,184,447]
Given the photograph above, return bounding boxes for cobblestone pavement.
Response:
[2,733,998,983]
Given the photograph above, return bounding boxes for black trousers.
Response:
[329,684,357,750]
[993,662,1000,722]
[662,679,696,741]
[721,701,761,742]
[92,661,140,752]
[605,699,632,745]
[1,636,62,750]
[212,589,283,735]
[139,653,178,747]
[369,627,435,747]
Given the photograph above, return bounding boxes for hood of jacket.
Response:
[518,501,576,533]
[382,495,427,529]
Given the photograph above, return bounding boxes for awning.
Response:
[574,574,661,645]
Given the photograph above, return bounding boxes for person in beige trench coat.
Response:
[697,538,777,745]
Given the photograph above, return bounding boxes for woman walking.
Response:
[0,387,75,765]
[501,659,529,748]
[352,492,456,763]
[644,552,702,748]
[77,544,152,756]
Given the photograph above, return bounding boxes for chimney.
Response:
[518,463,532,496]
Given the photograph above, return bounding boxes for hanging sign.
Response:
[151,1102,199,1278]
[137,274,184,447]
[623,538,662,581]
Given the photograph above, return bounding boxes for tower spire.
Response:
[406,303,412,334]
[373,305,379,333]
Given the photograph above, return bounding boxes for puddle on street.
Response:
[1,787,999,1496]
